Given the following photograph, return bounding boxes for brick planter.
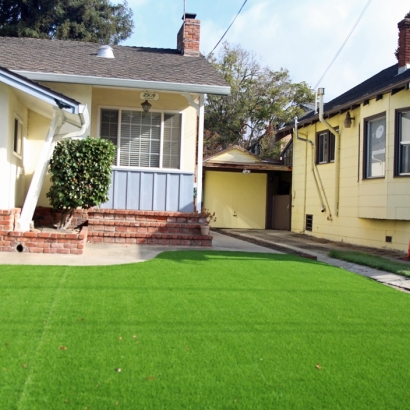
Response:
[0,226,88,254]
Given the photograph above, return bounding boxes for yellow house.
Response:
[276,17,410,253]
[0,14,229,232]
[203,146,292,229]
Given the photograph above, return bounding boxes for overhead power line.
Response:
[314,0,373,90]
[207,0,248,57]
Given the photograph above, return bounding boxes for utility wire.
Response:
[207,0,248,57]
[313,0,373,90]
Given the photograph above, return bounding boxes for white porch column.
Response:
[196,94,205,212]
[16,108,64,231]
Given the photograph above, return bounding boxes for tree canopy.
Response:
[205,43,314,158]
[0,0,134,44]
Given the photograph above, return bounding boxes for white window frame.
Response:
[364,113,386,179]
[13,115,23,159]
[98,105,184,171]
[396,109,410,176]
[316,129,335,164]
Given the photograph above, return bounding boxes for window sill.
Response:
[112,166,192,174]
[13,151,22,160]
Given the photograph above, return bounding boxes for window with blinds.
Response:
[100,109,182,169]
[396,110,410,175]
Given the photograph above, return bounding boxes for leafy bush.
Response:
[46,137,115,229]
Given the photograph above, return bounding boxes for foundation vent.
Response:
[305,214,313,232]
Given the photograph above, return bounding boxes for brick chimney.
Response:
[177,13,200,57]
[398,18,410,74]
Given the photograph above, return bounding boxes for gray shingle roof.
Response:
[0,37,228,92]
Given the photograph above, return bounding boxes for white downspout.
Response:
[317,88,341,217]
[16,105,89,231]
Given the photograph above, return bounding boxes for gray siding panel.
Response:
[103,169,194,212]
[166,173,180,211]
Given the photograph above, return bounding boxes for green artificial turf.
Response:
[329,249,410,277]
[1,251,410,409]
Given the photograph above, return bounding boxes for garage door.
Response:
[204,171,267,229]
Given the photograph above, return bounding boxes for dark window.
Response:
[364,113,386,178]
[395,109,410,176]
[316,130,335,164]
[282,140,293,166]
[305,214,313,231]
[13,117,22,157]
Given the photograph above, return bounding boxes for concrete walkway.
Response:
[0,231,281,266]
[218,229,410,293]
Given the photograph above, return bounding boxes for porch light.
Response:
[141,100,152,113]
[344,112,354,128]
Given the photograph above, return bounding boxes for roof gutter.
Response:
[14,70,231,96]
[0,68,80,114]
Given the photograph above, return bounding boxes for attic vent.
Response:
[97,45,114,59]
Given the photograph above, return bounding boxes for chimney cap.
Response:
[182,13,197,20]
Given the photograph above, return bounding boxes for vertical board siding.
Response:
[102,169,194,212]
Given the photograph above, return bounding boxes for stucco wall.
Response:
[291,88,410,252]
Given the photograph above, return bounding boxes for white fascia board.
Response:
[14,70,231,96]
[0,70,81,114]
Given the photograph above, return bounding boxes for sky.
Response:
[123,0,409,101]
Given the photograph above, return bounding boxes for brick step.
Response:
[88,219,203,235]
[88,231,212,246]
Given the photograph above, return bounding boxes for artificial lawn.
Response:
[1,251,410,409]
[329,249,410,277]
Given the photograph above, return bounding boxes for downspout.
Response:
[294,117,327,216]
[16,104,89,231]
[317,88,341,217]
[182,92,204,212]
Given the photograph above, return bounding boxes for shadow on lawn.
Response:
[155,250,326,266]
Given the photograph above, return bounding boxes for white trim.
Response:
[196,94,205,211]
[15,71,231,96]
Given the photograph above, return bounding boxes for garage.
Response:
[203,146,292,230]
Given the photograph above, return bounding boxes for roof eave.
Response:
[277,77,410,137]
[14,71,231,96]
[1,68,81,114]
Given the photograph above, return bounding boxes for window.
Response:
[13,116,23,158]
[316,130,335,164]
[395,109,410,175]
[364,114,386,178]
[99,108,182,169]
[282,140,293,166]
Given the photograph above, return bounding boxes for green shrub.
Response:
[46,137,115,229]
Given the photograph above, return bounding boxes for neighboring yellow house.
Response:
[0,14,229,231]
[203,146,292,230]
[276,17,410,253]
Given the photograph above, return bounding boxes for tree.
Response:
[46,137,115,229]
[0,0,133,44]
[205,43,314,158]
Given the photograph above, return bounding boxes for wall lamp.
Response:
[141,100,152,113]
[242,169,251,174]
[344,112,355,128]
